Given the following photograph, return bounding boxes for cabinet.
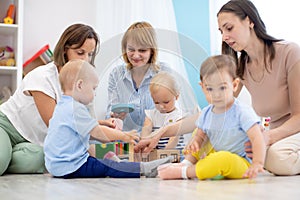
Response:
[0,0,23,97]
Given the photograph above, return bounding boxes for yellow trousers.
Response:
[192,142,250,180]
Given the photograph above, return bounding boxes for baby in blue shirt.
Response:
[44,59,172,178]
[158,55,266,180]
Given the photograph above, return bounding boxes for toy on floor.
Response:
[3,4,15,24]
[0,46,15,66]
[138,149,181,163]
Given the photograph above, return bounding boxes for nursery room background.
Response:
[22,0,300,118]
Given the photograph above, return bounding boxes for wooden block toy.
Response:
[95,142,134,162]
[138,149,180,163]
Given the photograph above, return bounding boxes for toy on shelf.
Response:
[23,44,53,75]
[0,46,15,66]
[3,4,16,24]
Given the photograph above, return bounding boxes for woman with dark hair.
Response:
[136,0,300,177]
[0,23,108,176]
[218,0,300,175]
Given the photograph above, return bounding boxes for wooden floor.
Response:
[1,171,300,200]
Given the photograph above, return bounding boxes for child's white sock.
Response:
[181,165,188,179]
[141,156,173,178]
[181,159,193,166]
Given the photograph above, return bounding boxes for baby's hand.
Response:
[243,163,264,179]
[184,135,202,154]
[122,130,139,145]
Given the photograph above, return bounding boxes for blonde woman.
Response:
[107,21,172,132]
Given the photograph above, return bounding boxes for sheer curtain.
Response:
[94,0,198,120]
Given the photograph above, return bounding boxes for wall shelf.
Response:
[0,0,23,95]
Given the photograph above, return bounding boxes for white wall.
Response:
[24,1,197,120]
[24,1,300,113]
[23,0,98,62]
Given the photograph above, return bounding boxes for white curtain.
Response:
[94,0,198,120]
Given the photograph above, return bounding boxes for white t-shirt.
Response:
[0,62,61,146]
[145,107,185,149]
[145,107,183,128]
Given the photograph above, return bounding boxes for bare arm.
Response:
[164,136,179,149]
[155,113,200,139]
[243,124,266,179]
[135,113,200,153]
[98,118,116,128]
[184,128,208,154]
[90,125,139,144]
[140,116,153,138]
[31,91,56,127]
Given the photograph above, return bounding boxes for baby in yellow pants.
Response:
[158,55,266,180]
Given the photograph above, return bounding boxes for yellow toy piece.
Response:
[0,58,15,66]
[4,17,13,24]
[0,46,15,66]
[4,4,15,24]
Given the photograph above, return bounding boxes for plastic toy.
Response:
[23,44,53,75]
[0,58,15,66]
[262,117,271,131]
[111,103,134,113]
[0,46,15,66]
[4,4,15,24]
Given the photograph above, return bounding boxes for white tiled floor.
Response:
[1,172,299,200]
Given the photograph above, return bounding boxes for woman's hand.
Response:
[122,130,139,145]
[134,137,160,153]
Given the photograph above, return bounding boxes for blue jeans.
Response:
[61,156,140,178]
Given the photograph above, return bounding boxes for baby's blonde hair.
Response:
[150,72,180,97]
[59,59,96,92]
